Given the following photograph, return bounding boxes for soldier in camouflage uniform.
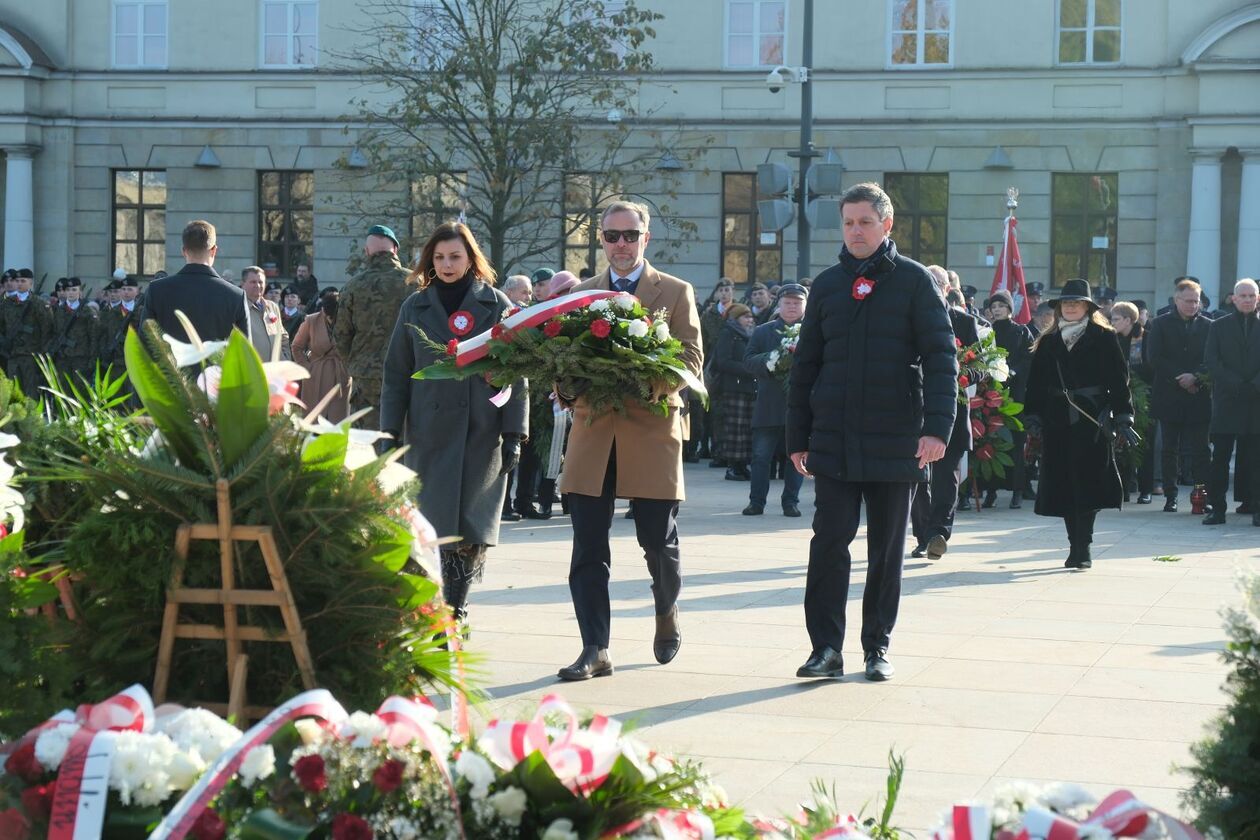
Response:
[49,277,100,388]
[97,277,141,378]
[335,224,416,429]
[2,268,52,397]
[0,269,17,372]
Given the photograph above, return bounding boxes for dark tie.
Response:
[613,276,629,293]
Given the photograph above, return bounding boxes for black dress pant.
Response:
[910,436,967,545]
[1158,419,1210,497]
[514,443,543,510]
[1063,508,1098,547]
[1209,434,1260,508]
[805,476,913,655]
[568,450,681,649]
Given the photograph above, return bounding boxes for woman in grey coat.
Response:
[380,222,528,631]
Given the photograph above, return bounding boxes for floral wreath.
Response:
[448,310,474,336]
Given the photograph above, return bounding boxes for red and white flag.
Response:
[990,215,1031,324]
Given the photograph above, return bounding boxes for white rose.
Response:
[627,319,649,338]
[613,293,636,311]
[488,785,529,825]
[455,749,497,799]
[342,711,388,748]
[34,724,80,772]
[293,719,327,746]
[589,299,610,313]
[541,817,581,840]
[653,321,670,342]
[238,745,276,787]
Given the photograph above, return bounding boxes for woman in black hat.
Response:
[1023,279,1135,569]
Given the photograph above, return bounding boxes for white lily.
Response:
[163,310,229,367]
[0,431,19,450]
[0,485,25,533]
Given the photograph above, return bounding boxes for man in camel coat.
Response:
[556,199,703,681]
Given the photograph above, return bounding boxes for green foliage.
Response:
[1183,597,1260,839]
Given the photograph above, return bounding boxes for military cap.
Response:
[777,282,809,299]
[531,268,556,284]
[120,276,139,287]
[750,281,769,292]
[1026,281,1045,296]
[962,285,978,298]
[54,277,68,290]
[63,276,82,288]
[106,280,122,291]
[152,270,168,280]
[282,285,299,297]
[1098,287,1118,302]
[366,224,400,247]
[17,268,34,279]
[1,269,15,280]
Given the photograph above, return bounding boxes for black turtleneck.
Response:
[435,272,473,316]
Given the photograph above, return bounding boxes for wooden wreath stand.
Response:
[152,479,316,722]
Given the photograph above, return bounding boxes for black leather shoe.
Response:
[558,646,613,681]
[864,650,894,681]
[1238,502,1255,514]
[1203,510,1226,525]
[653,606,681,664]
[1163,498,1178,512]
[742,504,764,516]
[1066,547,1092,569]
[910,543,927,559]
[501,509,522,522]
[982,491,997,509]
[796,646,844,678]
[518,503,551,520]
[1009,495,1022,509]
[1137,494,1152,504]
[724,468,749,482]
[782,503,801,517]
[1253,511,1260,527]
[926,535,948,560]
[1022,488,1038,501]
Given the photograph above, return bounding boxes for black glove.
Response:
[499,434,522,476]
[1114,414,1141,449]
[376,431,401,457]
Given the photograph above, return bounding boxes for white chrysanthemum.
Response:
[627,319,649,338]
[653,321,670,342]
[589,299,610,313]
[613,293,636,312]
[238,745,276,787]
[342,711,388,748]
[541,817,581,840]
[488,786,528,825]
[130,769,174,807]
[455,750,496,799]
[992,779,1043,816]
[1037,781,1095,812]
[159,708,242,764]
[618,737,658,783]
[34,723,80,771]
[166,750,205,791]
[767,350,780,370]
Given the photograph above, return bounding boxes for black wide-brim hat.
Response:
[1054,278,1098,309]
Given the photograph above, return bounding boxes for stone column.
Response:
[2,147,34,270]
[1186,152,1222,305]
[1238,150,1260,284]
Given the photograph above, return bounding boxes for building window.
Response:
[258,171,314,278]
[1051,173,1118,290]
[721,173,782,285]
[113,0,167,68]
[112,170,167,278]
[1058,0,1121,64]
[410,172,469,253]
[889,0,952,66]
[884,173,948,268]
[561,174,611,276]
[725,1,786,68]
[262,1,318,67]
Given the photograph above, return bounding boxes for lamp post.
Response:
[786,0,817,280]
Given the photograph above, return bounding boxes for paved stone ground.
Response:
[464,463,1255,832]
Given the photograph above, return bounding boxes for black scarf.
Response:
[838,238,898,279]
[435,272,474,316]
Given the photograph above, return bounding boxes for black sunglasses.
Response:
[601,229,643,244]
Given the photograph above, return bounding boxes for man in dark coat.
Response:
[911,268,981,559]
[141,220,249,343]
[743,283,807,516]
[1202,278,1260,526]
[787,182,957,682]
[1145,277,1213,511]
[986,289,1035,508]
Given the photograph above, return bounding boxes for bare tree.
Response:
[334,0,700,273]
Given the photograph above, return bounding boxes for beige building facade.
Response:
[0,0,1258,306]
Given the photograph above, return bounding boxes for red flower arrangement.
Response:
[589,319,611,339]
[445,339,458,356]
[372,759,405,794]
[331,813,374,840]
[3,743,41,784]
[293,754,329,793]
[191,808,227,840]
[544,319,563,338]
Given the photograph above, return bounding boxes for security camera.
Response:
[765,67,789,94]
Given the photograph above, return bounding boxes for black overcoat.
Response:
[991,318,1034,402]
[712,320,756,396]
[1204,311,1260,436]
[1024,320,1132,517]
[744,317,792,429]
[949,307,982,451]
[786,242,958,483]
[379,281,528,547]
[141,264,249,343]
[1145,311,1212,422]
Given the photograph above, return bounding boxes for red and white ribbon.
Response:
[815,819,873,839]
[454,290,618,366]
[605,808,716,839]
[150,689,349,840]
[373,695,465,838]
[480,693,622,794]
[932,804,992,840]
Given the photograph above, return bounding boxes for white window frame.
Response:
[1056,0,1123,65]
[111,0,168,69]
[723,0,788,70]
[259,1,319,69]
[886,0,954,69]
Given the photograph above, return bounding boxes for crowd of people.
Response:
[8,183,1257,686]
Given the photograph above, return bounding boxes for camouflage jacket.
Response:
[1,295,52,357]
[49,303,99,360]
[335,251,415,381]
[97,304,140,365]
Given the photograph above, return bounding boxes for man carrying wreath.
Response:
[556,200,704,681]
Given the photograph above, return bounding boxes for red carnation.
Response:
[191,809,227,840]
[544,320,563,338]
[20,783,54,823]
[958,374,969,388]
[976,444,995,461]
[331,813,374,840]
[372,759,405,794]
[4,743,42,784]
[963,350,977,363]
[0,808,30,840]
[292,754,328,793]
[445,339,459,356]
[955,338,963,347]
[490,323,504,339]
[590,319,612,339]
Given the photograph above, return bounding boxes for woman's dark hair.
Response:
[321,296,338,323]
[1032,304,1113,352]
[408,222,496,289]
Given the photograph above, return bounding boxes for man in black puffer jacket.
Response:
[787,182,958,683]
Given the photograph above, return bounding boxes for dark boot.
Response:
[440,547,485,635]
[653,606,681,664]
